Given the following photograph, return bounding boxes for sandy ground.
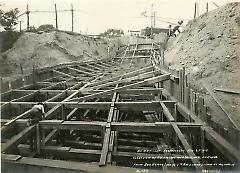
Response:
[165,2,240,128]
[0,31,118,79]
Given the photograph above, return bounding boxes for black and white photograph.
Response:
[0,0,240,172]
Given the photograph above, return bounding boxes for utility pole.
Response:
[206,2,209,12]
[150,3,153,39]
[153,12,157,27]
[194,3,197,19]
[54,4,58,30]
[71,4,74,32]
[26,5,30,30]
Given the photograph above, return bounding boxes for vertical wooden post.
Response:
[194,2,197,19]
[36,124,41,154]
[174,104,179,148]
[179,69,183,103]
[61,105,66,120]
[54,4,58,30]
[26,5,30,30]
[182,67,185,104]
[71,4,74,32]
[200,128,205,156]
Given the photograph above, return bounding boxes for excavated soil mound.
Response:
[165,2,240,128]
[0,31,117,78]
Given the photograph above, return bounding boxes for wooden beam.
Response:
[171,123,203,171]
[204,83,240,128]
[214,88,240,95]
[1,109,31,132]
[53,70,76,78]
[68,67,94,76]
[1,125,36,153]
[40,120,105,131]
[163,90,240,164]
[68,74,170,102]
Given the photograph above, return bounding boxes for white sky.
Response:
[0,0,239,34]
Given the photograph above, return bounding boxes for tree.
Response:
[0,8,19,31]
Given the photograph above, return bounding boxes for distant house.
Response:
[141,27,169,37]
[128,30,141,37]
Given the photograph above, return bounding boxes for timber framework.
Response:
[1,43,240,173]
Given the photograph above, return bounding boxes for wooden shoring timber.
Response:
[17,144,201,162]
[12,88,164,97]
[3,101,176,111]
[93,62,109,69]
[99,62,112,68]
[2,119,201,134]
[119,94,155,100]
[88,66,154,87]
[64,140,102,150]
[40,81,65,90]
[68,67,94,76]
[44,83,90,120]
[68,73,170,102]
[40,120,105,131]
[85,63,102,71]
[203,83,240,129]
[90,70,162,90]
[76,65,99,73]
[163,89,240,162]
[1,110,31,132]
[115,55,150,59]
[157,89,203,171]
[112,122,201,133]
[171,122,203,172]
[53,69,76,78]
[45,91,66,102]
[214,88,240,95]
[8,90,38,103]
[159,101,175,122]
[18,144,101,161]
[40,101,174,111]
[100,81,119,166]
[1,125,36,153]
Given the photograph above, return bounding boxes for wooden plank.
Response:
[40,120,105,131]
[68,74,170,102]
[88,66,153,87]
[171,123,203,171]
[202,126,240,162]
[2,125,36,153]
[1,109,31,132]
[203,83,240,128]
[159,101,175,122]
[99,128,111,166]
[90,70,161,90]
[214,88,240,95]
[53,70,76,78]
[112,122,201,133]
[1,154,22,161]
[68,67,94,76]
[173,97,240,162]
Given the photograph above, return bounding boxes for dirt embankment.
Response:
[0,31,118,78]
[165,2,240,128]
